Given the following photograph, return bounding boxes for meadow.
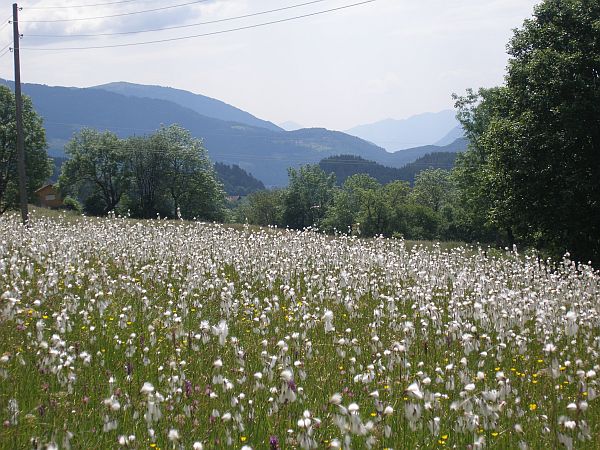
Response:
[1,212,599,449]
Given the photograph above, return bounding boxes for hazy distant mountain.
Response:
[435,125,464,146]
[278,121,304,131]
[346,110,459,151]
[95,82,282,132]
[1,79,389,186]
[2,79,468,186]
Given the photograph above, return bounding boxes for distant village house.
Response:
[35,184,64,209]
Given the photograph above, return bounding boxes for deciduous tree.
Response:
[454,0,600,262]
[0,86,51,213]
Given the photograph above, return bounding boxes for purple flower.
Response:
[287,380,297,393]
[269,435,280,450]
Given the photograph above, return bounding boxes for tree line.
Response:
[233,165,471,241]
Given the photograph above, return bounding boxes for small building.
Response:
[35,184,64,209]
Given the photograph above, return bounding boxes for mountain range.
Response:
[1,79,467,186]
[345,110,462,151]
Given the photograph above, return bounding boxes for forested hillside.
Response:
[320,152,459,185]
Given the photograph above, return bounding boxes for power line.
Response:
[0,47,11,59]
[22,0,377,51]
[0,16,12,33]
[26,0,330,38]
[20,0,212,23]
[0,41,11,54]
[27,0,148,9]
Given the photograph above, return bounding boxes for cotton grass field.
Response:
[1,213,599,449]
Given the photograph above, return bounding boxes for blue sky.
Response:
[0,0,540,130]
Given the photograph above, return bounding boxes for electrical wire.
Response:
[0,16,12,32]
[0,42,12,55]
[22,0,376,51]
[20,0,212,23]
[27,0,149,9]
[0,47,11,59]
[26,0,330,38]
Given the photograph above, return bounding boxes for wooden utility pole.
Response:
[12,3,28,225]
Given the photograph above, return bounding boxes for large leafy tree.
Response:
[0,86,52,214]
[454,0,600,262]
[283,165,336,230]
[157,125,225,221]
[126,126,225,220]
[59,129,130,215]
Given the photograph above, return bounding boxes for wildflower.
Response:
[140,382,155,394]
[329,393,342,405]
[269,435,280,450]
[405,382,423,400]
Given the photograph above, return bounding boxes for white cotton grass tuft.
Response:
[405,382,424,400]
[140,382,154,394]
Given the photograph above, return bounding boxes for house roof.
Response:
[34,184,55,194]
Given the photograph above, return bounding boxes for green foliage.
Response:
[59,125,225,221]
[454,0,600,263]
[283,165,336,229]
[62,196,82,213]
[238,165,461,241]
[0,86,52,213]
[234,189,285,226]
[59,129,129,215]
[213,162,265,196]
[411,168,454,213]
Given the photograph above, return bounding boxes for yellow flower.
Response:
[491,432,499,437]
[441,435,448,440]
[529,403,537,411]
[240,436,247,442]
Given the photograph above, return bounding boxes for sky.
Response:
[0,0,540,131]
